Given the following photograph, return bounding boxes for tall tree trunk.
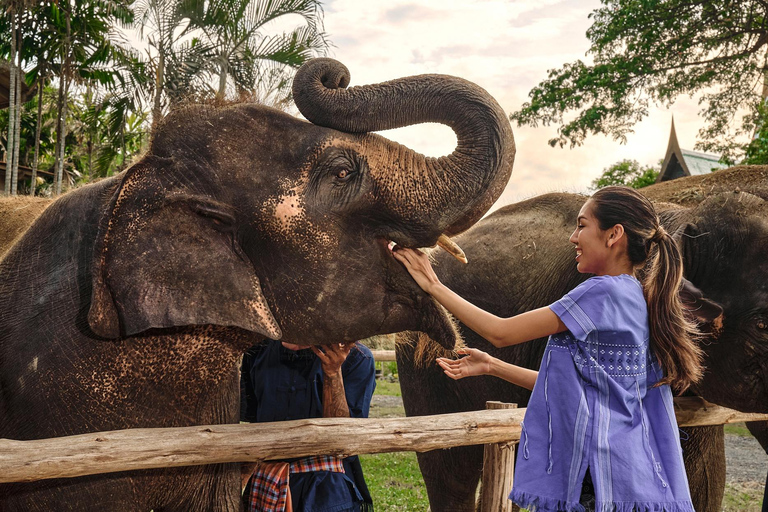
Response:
[152,51,165,131]
[86,83,92,177]
[217,58,228,100]
[5,6,17,196]
[30,71,43,196]
[11,14,23,196]
[120,114,125,171]
[54,77,64,195]
[55,9,71,196]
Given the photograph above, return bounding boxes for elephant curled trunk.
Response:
[292,58,515,243]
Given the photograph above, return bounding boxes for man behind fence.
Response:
[240,339,376,512]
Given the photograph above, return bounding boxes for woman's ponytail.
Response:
[591,187,704,393]
[643,229,703,393]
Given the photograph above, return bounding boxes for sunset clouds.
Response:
[321,0,705,209]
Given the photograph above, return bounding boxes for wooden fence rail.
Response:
[370,349,396,361]
[0,396,766,484]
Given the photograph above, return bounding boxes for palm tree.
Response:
[47,0,133,194]
[195,0,328,104]
[132,0,206,129]
[132,0,330,127]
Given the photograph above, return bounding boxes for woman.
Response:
[393,186,700,511]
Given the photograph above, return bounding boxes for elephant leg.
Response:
[416,446,484,512]
[147,463,242,512]
[681,425,725,512]
[0,475,146,512]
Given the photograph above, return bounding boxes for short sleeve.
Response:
[341,343,377,419]
[549,277,612,341]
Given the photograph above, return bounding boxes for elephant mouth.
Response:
[375,237,459,349]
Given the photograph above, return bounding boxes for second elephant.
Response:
[397,189,768,512]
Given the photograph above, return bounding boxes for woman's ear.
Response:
[606,224,625,248]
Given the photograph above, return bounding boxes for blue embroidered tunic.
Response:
[509,275,694,512]
[240,340,376,512]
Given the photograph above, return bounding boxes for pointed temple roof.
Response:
[657,118,726,182]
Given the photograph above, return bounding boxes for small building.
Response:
[657,118,727,182]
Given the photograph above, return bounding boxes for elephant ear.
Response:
[676,223,724,324]
[679,278,723,324]
[87,159,282,340]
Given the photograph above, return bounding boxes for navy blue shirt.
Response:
[240,341,376,512]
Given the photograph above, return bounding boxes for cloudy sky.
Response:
[315,0,707,210]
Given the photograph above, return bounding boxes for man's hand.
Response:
[311,342,354,377]
[311,343,355,419]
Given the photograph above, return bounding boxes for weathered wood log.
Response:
[480,402,518,512]
[0,409,525,484]
[370,349,396,361]
[0,397,765,484]
[674,396,768,427]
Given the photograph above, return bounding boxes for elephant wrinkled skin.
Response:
[397,184,768,512]
[0,59,514,511]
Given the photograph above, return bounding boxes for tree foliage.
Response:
[0,0,331,195]
[591,159,659,190]
[511,0,768,163]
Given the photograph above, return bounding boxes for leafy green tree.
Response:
[591,159,659,190]
[512,1,768,164]
[133,0,329,126]
[194,0,328,103]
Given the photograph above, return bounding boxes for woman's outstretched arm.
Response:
[437,348,539,390]
[393,247,566,347]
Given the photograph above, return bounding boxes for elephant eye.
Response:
[334,167,356,182]
[191,203,236,230]
[757,320,767,330]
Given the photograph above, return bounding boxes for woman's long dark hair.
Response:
[591,186,703,393]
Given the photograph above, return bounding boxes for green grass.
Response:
[724,422,752,437]
[360,451,430,511]
[374,379,401,397]
[722,482,764,511]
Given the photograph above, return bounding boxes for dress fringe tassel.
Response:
[508,489,586,512]
[509,490,696,512]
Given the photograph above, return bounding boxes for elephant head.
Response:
[87,58,515,349]
[672,192,768,412]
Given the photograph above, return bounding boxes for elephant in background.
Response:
[397,185,768,512]
[0,58,515,511]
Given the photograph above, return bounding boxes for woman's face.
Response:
[569,199,611,274]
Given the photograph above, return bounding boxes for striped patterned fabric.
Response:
[245,455,345,512]
[290,455,344,474]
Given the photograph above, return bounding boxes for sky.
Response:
[314,0,708,210]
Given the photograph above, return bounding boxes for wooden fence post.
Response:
[480,401,519,512]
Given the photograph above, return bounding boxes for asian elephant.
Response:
[396,185,768,512]
[0,58,515,511]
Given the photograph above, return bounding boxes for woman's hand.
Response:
[312,342,354,376]
[391,247,441,294]
[436,348,493,380]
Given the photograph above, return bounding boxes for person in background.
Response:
[240,339,375,512]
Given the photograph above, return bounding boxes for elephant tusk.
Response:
[437,234,468,264]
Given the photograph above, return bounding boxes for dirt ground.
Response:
[725,432,767,485]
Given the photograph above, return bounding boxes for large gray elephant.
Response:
[397,187,768,512]
[0,58,515,511]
